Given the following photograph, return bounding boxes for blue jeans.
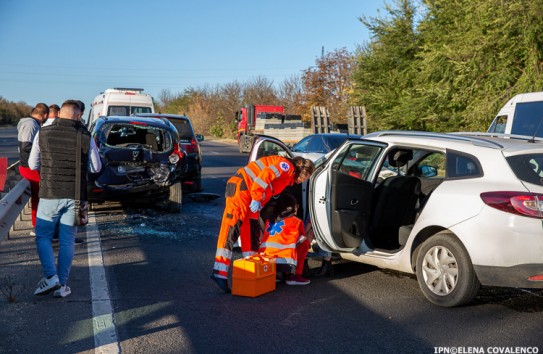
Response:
[35,198,77,285]
[314,244,332,258]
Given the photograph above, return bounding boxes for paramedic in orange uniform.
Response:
[260,193,311,285]
[211,155,315,293]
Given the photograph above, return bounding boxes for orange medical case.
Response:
[232,254,276,297]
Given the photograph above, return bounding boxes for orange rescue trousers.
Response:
[212,174,261,279]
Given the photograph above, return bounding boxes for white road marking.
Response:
[86,212,120,353]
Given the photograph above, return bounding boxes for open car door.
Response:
[309,140,388,252]
[249,135,293,161]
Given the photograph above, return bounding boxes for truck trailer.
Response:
[235,104,311,153]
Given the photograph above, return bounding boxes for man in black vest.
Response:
[29,100,102,298]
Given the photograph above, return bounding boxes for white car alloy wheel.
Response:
[416,231,480,307]
[421,245,458,295]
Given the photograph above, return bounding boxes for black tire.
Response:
[415,231,480,307]
[167,181,182,213]
[239,135,253,154]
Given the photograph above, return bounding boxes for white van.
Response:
[488,91,543,138]
[86,88,155,127]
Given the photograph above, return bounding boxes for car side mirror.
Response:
[195,134,204,142]
[418,165,438,178]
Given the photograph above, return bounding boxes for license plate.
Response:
[118,165,145,174]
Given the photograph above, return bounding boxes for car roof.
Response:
[135,113,190,121]
[364,130,543,151]
[96,115,173,128]
[309,133,362,138]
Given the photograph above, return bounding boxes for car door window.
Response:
[447,151,482,179]
[415,152,446,178]
[336,144,383,181]
[255,140,291,159]
[489,115,507,134]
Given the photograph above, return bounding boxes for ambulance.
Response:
[86,88,155,127]
[488,91,543,138]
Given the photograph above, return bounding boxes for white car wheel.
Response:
[421,245,458,295]
[416,231,480,307]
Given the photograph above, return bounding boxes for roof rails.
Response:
[451,131,543,143]
[364,130,504,148]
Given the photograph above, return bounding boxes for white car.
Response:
[249,131,543,307]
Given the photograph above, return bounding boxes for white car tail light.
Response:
[480,192,543,219]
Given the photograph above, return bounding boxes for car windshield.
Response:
[506,153,543,186]
[107,106,153,116]
[98,122,173,152]
[324,135,351,151]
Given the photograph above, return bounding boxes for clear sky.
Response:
[0,0,386,109]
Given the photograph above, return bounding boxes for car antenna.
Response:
[527,118,543,143]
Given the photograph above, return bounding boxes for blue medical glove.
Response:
[249,200,262,213]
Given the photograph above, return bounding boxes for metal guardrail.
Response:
[0,179,30,243]
[0,160,30,243]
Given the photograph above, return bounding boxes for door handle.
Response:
[351,199,359,206]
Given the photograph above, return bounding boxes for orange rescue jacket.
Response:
[260,216,305,267]
[238,156,296,205]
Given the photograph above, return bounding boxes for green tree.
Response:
[352,0,543,133]
[352,0,420,131]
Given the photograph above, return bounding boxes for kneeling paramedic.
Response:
[260,192,311,285]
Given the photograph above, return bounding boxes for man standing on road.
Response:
[17,103,49,235]
[29,100,101,297]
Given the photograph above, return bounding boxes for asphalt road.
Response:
[0,135,542,353]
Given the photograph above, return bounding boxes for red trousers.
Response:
[295,238,311,275]
[212,174,261,279]
[19,166,40,227]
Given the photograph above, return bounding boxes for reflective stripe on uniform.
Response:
[215,248,232,259]
[244,166,258,182]
[242,251,257,257]
[213,262,229,272]
[255,160,265,170]
[269,165,281,178]
[260,241,297,250]
[275,258,296,266]
[254,177,268,190]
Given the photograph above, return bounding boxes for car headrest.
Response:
[388,149,413,168]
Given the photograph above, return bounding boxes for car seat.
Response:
[145,133,158,150]
[370,149,421,249]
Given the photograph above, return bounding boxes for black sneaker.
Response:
[210,273,231,293]
[75,238,85,245]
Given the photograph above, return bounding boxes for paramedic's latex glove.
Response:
[249,200,262,213]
